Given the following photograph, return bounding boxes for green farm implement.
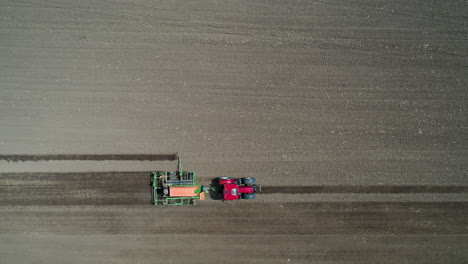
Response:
[151,158,208,205]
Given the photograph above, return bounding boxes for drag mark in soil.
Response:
[262,185,468,194]
[0,153,179,162]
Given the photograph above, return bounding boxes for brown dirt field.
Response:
[1,0,468,263]
[0,153,178,162]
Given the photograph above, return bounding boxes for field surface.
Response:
[1,0,467,263]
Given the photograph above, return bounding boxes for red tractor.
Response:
[151,158,261,204]
[217,177,260,200]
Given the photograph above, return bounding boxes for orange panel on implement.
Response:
[169,186,199,197]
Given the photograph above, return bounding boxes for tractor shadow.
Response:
[209,178,223,200]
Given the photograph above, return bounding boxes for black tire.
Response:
[219,177,234,181]
[242,193,256,200]
[242,177,256,185]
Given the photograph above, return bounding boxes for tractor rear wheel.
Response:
[242,193,256,199]
[241,177,256,185]
[218,177,235,185]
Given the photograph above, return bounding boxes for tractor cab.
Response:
[223,183,239,200]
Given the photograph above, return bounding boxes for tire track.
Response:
[0,171,152,206]
[1,172,467,206]
[0,153,179,162]
[2,172,466,194]
[262,185,468,194]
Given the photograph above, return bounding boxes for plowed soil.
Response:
[0,153,178,162]
[1,0,467,263]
